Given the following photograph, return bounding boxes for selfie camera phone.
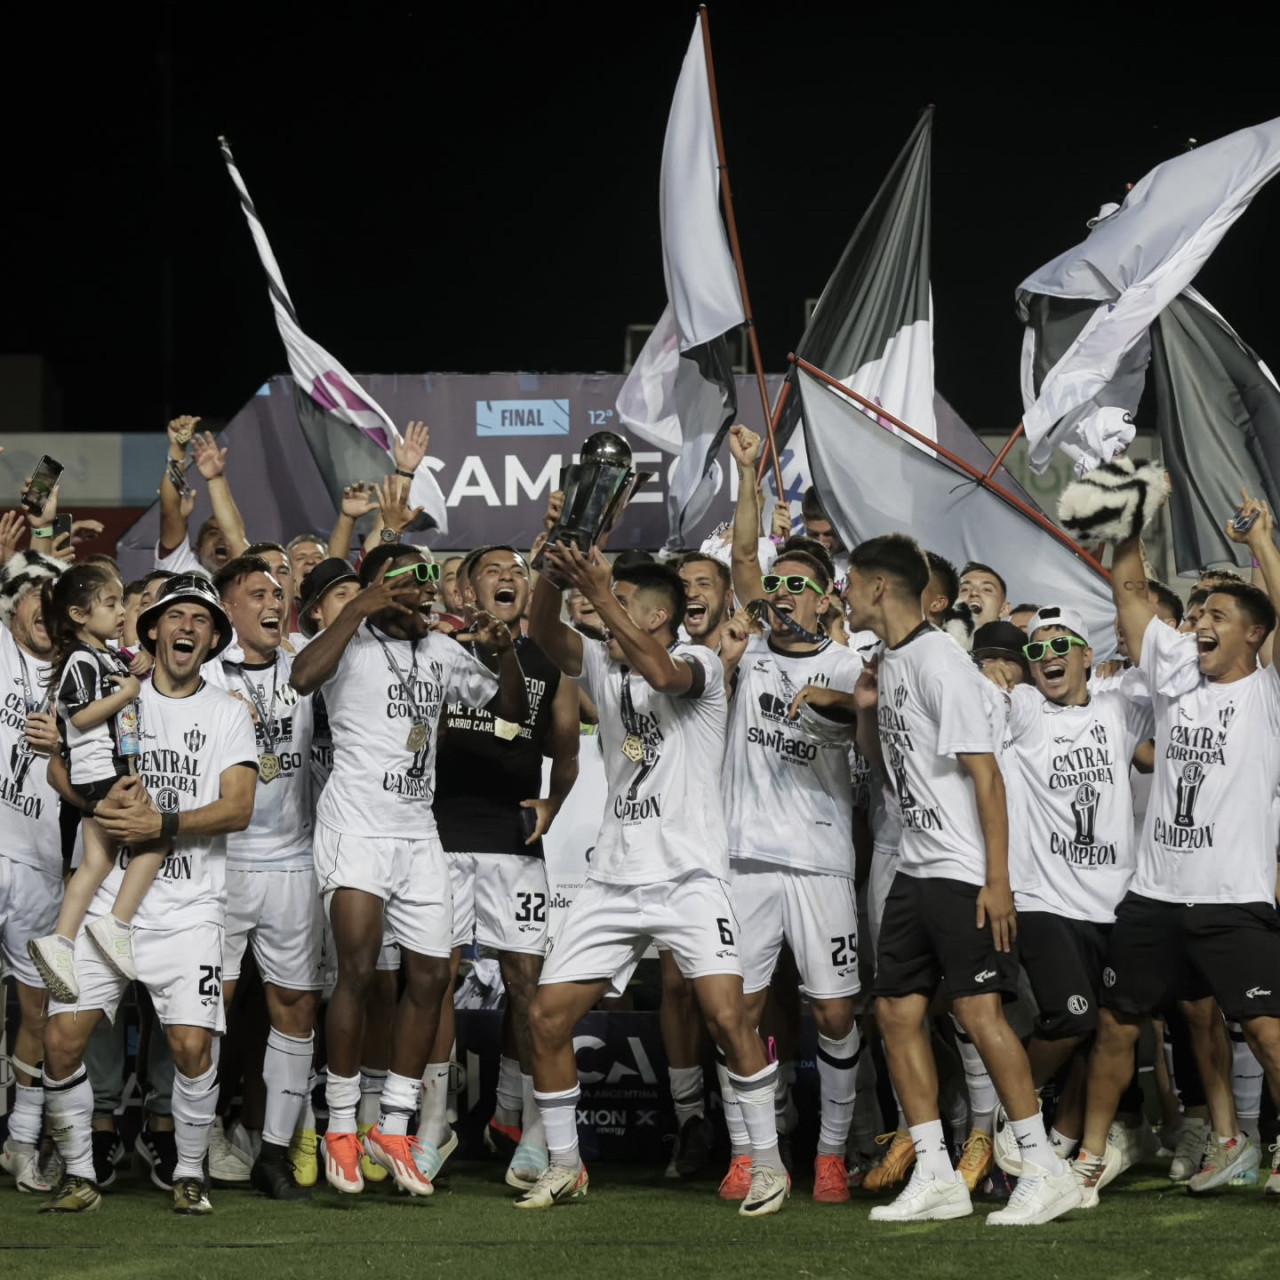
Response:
[21,455,64,515]
[1232,507,1261,535]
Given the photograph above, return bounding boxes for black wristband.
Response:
[160,810,180,841]
[395,468,415,480]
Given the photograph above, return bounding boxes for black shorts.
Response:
[873,872,1019,1001]
[1017,911,1110,1040]
[74,776,120,804]
[1102,892,1280,1022]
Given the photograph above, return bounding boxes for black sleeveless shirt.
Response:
[433,634,561,858]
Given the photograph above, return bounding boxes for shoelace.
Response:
[1077,1156,1106,1187]
[1201,1133,1227,1171]
[1005,1172,1043,1207]
[178,1179,204,1204]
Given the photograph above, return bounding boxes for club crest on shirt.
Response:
[893,684,909,710]
[184,726,207,753]
[1219,703,1236,731]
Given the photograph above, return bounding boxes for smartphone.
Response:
[21,455,63,515]
[166,457,192,496]
[52,513,72,545]
[1232,507,1261,535]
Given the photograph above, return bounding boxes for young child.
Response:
[27,564,164,1002]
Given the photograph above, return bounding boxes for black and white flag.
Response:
[616,14,743,549]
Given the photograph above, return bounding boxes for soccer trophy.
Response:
[534,432,652,586]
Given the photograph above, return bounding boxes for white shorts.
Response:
[320,921,400,999]
[49,915,226,1033]
[541,872,741,998]
[224,866,326,991]
[867,844,899,962]
[313,821,452,958]
[0,856,61,988]
[731,860,861,999]
[449,852,549,954]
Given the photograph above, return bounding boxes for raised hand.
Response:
[464,606,515,652]
[191,431,228,480]
[719,612,752,669]
[341,481,378,519]
[395,421,430,474]
[853,654,880,712]
[374,475,424,536]
[0,509,25,563]
[1226,487,1275,548]
[542,542,612,601]
[543,489,565,533]
[728,424,761,469]
[167,415,200,452]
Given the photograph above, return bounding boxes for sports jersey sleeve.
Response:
[927,660,996,758]
[58,655,100,714]
[1007,685,1041,740]
[1117,677,1155,745]
[573,638,611,704]
[154,538,205,576]
[1261,661,1280,736]
[442,640,501,710]
[677,645,721,701]
[1138,615,1200,697]
[219,695,261,771]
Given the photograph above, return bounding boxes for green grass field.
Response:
[2,1157,1276,1280]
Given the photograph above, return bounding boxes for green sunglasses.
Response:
[385,562,441,584]
[1023,635,1086,662]
[761,573,825,597]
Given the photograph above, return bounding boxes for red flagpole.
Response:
[755,377,791,487]
[698,5,783,499]
[792,356,1109,578]
[985,421,1025,480]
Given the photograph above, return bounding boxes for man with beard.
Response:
[423,545,580,1190]
[204,555,319,1200]
[291,544,528,1197]
[845,534,1080,1226]
[0,551,66,1192]
[525,546,788,1216]
[981,606,1153,1175]
[678,553,733,649]
[717,426,864,1205]
[39,575,258,1215]
[1074,494,1280,1203]
[157,419,248,579]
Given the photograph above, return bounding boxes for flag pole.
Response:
[793,356,1109,578]
[755,377,791,487]
[984,422,1024,480]
[698,5,784,498]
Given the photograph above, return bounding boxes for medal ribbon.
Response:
[235,658,281,756]
[367,623,425,724]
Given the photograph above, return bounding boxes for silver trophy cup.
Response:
[535,432,652,586]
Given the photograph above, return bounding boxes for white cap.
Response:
[1025,605,1090,648]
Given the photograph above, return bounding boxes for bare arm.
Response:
[527,571,584,679]
[728,425,765,608]
[69,677,140,731]
[1111,535,1157,666]
[1132,739,1155,774]
[853,658,885,777]
[468,614,530,723]
[1234,492,1280,662]
[191,432,249,557]
[94,763,257,843]
[159,416,197,553]
[959,751,1015,952]
[329,482,376,564]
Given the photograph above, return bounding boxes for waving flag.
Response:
[616,13,744,548]
[219,137,448,532]
[1017,118,1280,475]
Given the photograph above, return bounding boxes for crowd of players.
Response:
[2,415,1280,1227]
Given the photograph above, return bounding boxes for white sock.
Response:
[495,1054,522,1127]
[1229,1024,1263,1144]
[727,1062,782,1171]
[262,1028,313,1148]
[535,1084,581,1170]
[951,1015,998,1134]
[910,1119,956,1182]
[816,1027,860,1156]
[173,1064,219,1181]
[1049,1126,1080,1159]
[378,1071,421,1137]
[715,1053,751,1157]
[296,1072,317,1136]
[521,1074,546,1146]
[1008,1111,1062,1176]
[417,1062,451,1147]
[9,1082,44,1147]
[43,1065,95,1180]
[357,1066,386,1128]
[669,1065,705,1127]
[326,1070,360,1135]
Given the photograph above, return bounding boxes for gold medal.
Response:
[406,722,429,752]
[173,419,195,445]
[258,752,281,783]
[621,734,644,762]
[493,718,521,742]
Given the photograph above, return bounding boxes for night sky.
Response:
[6,5,1278,439]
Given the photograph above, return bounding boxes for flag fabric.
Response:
[219,138,448,532]
[616,15,744,549]
[797,367,1116,656]
[1017,118,1280,475]
[774,107,936,456]
[1150,288,1280,575]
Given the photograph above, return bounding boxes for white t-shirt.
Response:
[315,624,499,839]
[0,633,61,877]
[154,538,210,580]
[204,647,315,871]
[91,680,258,931]
[58,643,138,785]
[575,638,729,885]
[1006,683,1154,922]
[1133,616,1280,905]
[722,631,862,875]
[876,625,1003,887]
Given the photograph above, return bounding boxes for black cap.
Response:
[298,557,360,637]
[972,620,1032,673]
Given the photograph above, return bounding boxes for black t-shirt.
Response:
[433,635,560,858]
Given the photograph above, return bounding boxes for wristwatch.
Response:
[380,527,399,543]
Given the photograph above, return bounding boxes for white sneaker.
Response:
[1265,1142,1280,1196]
[1169,1116,1210,1182]
[1188,1134,1259,1193]
[992,1104,1023,1177]
[988,1165,1082,1226]
[86,915,136,981]
[207,1117,252,1183]
[869,1169,972,1222]
[739,1164,790,1218]
[28,934,78,1003]
[513,1162,588,1209]
[3,1139,53,1193]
